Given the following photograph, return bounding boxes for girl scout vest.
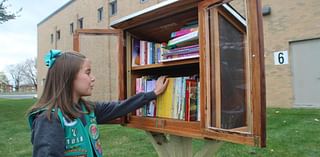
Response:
[28,104,103,157]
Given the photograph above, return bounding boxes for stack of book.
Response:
[135,76,200,121]
[161,44,199,62]
[160,21,199,62]
[131,21,200,65]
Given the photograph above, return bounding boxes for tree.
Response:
[0,72,10,93]
[0,0,22,24]
[0,71,9,84]
[6,63,24,92]
[21,58,37,90]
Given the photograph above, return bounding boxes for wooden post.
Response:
[146,132,223,157]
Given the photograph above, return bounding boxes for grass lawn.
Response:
[0,98,319,157]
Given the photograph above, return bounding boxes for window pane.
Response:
[109,1,117,16]
[98,7,103,21]
[140,0,148,3]
[56,30,61,40]
[218,14,246,129]
[50,34,54,43]
[78,18,83,29]
[70,23,74,34]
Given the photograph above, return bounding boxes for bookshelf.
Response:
[109,0,265,147]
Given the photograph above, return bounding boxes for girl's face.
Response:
[73,59,95,99]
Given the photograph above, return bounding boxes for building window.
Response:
[50,34,54,43]
[56,30,61,40]
[78,18,84,29]
[109,0,117,16]
[70,23,74,34]
[41,78,46,86]
[98,7,103,22]
[140,0,148,3]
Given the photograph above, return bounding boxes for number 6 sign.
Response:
[274,51,289,65]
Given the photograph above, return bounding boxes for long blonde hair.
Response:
[28,51,92,120]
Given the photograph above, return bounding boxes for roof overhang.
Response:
[110,0,201,30]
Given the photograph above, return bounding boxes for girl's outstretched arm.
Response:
[94,91,156,123]
[95,76,169,123]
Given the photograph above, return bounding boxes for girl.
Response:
[27,50,169,157]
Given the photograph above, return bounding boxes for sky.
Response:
[0,0,70,73]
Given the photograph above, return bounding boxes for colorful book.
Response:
[140,41,146,65]
[160,53,199,62]
[167,31,198,48]
[171,27,198,38]
[188,80,198,121]
[135,78,145,116]
[135,76,200,121]
[146,79,156,117]
[156,78,174,118]
[132,38,140,66]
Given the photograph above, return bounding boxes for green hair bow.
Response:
[44,49,62,68]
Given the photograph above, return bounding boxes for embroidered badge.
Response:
[90,118,96,123]
[95,140,103,155]
[89,124,99,140]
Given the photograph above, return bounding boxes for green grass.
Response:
[0,99,36,157]
[0,99,319,157]
[214,108,320,157]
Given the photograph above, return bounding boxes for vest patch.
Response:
[89,124,99,140]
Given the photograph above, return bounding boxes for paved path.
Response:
[0,94,36,99]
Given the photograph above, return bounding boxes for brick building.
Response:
[0,81,13,93]
[37,0,320,107]
[19,84,36,93]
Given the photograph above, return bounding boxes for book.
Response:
[146,79,156,117]
[167,31,198,48]
[162,45,199,57]
[135,78,145,116]
[188,80,198,121]
[170,27,198,38]
[132,38,140,66]
[156,78,174,118]
[160,53,199,63]
[140,41,146,65]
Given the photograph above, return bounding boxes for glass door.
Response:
[199,0,265,147]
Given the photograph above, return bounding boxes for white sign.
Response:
[274,51,289,65]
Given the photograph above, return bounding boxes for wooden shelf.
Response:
[131,57,199,71]
[126,115,202,139]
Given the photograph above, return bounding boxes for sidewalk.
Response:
[0,92,37,99]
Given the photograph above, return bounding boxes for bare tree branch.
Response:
[6,63,24,92]
[21,58,37,90]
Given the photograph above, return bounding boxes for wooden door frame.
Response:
[73,29,125,101]
[199,0,265,147]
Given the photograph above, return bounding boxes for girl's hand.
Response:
[154,76,169,96]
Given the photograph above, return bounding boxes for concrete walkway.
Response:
[0,94,36,99]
